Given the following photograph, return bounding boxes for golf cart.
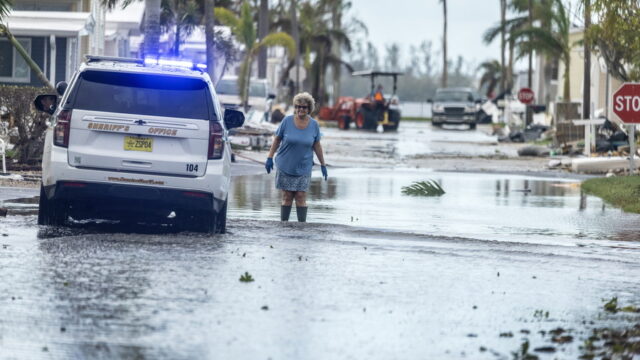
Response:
[318,70,403,131]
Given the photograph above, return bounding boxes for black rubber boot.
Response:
[280,205,292,221]
[296,206,308,222]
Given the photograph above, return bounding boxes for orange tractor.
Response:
[318,70,403,131]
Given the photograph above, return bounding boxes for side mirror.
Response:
[267,93,276,100]
[426,98,433,103]
[34,94,58,115]
[224,108,245,129]
[55,81,68,96]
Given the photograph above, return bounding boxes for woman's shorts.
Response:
[275,170,311,192]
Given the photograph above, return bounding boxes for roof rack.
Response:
[85,55,144,64]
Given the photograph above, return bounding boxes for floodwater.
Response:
[1,169,639,359]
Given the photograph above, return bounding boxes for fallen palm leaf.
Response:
[401,180,445,196]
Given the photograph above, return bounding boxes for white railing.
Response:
[0,138,6,174]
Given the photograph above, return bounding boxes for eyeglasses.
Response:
[295,105,309,110]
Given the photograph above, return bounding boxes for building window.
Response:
[0,38,31,83]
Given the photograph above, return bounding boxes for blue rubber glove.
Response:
[265,158,274,174]
[321,165,328,181]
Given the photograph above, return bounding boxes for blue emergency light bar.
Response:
[143,57,208,70]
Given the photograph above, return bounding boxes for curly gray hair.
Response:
[293,92,315,112]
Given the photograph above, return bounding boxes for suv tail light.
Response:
[208,121,224,159]
[54,110,72,147]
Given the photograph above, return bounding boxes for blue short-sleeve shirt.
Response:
[274,115,321,176]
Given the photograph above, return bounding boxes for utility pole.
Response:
[583,0,591,120]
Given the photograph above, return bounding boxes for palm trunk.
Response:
[290,0,300,93]
[204,0,216,82]
[257,0,268,79]
[583,0,591,119]
[527,0,533,88]
[441,0,448,88]
[174,25,181,57]
[500,0,506,92]
[143,0,162,58]
[331,1,342,105]
[0,25,54,90]
[563,54,571,101]
[508,39,514,90]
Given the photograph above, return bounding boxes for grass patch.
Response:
[581,175,640,213]
[401,117,431,121]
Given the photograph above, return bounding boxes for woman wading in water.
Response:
[265,92,328,222]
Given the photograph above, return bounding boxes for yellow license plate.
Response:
[124,136,153,152]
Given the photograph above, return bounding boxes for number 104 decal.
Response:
[185,164,199,172]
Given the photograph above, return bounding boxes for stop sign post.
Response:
[612,83,640,172]
[517,88,535,104]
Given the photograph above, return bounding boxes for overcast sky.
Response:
[347,0,585,72]
[348,0,502,70]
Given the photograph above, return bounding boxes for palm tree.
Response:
[161,0,202,57]
[160,0,204,57]
[267,0,355,106]
[0,1,54,90]
[515,0,572,100]
[297,0,353,106]
[214,1,295,110]
[478,60,502,98]
[440,0,447,88]
[101,0,162,57]
[483,14,530,91]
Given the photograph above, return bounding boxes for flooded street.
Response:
[1,123,639,359]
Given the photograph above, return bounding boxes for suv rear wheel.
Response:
[38,185,67,226]
[216,200,227,234]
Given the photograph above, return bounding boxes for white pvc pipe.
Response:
[0,138,6,174]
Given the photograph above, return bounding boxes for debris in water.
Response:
[239,272,254,282]
[401,180,445,196]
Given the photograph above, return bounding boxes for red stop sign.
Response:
[517,88,535,104]
[613,83,640,123]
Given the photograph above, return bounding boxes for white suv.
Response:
[33,55,244,233]
[216,76,275,120]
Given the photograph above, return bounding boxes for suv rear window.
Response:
[217,79,267,97]
[73,71,211,120]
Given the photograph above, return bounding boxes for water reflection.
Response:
[230,168,640,246]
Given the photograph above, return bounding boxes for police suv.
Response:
[34,56,244,233]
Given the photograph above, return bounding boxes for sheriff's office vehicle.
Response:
[34,55,244,233]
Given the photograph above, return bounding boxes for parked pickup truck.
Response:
[428,87,483,130]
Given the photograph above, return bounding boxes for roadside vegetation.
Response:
[581,176,640,213]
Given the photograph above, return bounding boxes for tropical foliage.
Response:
[484,0,572,101]
[0,0,11,20]
[585,0,640,81]
[478,60,502,98]
[215,1,295,110]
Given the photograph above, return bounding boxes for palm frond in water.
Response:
[401,180,445,196]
